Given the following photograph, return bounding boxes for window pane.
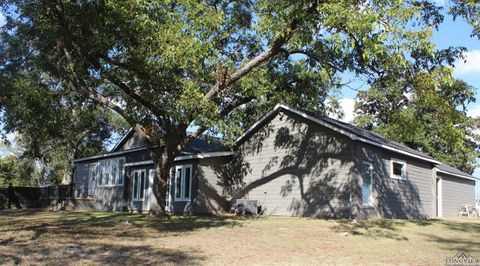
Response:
[133,172,138,199]
[98,163,103,186]
[118,159,125,185]
[140,171,145,199]
[361,163,372,205]
[175,168,182,199]
[393,162,404,176]
[112,160,117,185]
[184,167,191,199]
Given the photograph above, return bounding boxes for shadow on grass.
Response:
[55,211,252,233]
[332,219,409,240]
[0,242,205,265]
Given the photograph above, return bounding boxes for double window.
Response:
[390,158,407,180]
[360,162,373,206]
[96,158,125,187]
[174,165,192,201]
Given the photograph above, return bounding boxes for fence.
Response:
[0,185,73,209]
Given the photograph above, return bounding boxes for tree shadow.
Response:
[331,219,409,240]
[198,108,430,220]
[1,242,205,265]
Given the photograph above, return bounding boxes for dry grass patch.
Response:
[0,209,479,265]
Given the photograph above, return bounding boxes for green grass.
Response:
[0,209,479,265]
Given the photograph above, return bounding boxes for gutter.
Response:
[436,169,480,181]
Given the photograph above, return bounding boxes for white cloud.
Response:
[454,50,480,75]
[339,98,356,123]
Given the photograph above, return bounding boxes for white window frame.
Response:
[96,157,125,187]
[390,158,407,180]
[174,164,192,202]
[360,161,374,207]
[132,169,147,201]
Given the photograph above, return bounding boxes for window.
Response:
[118,159,125,185]
[96,158,125,187]
[88,163,97,196]
[132,169,147,201]
[391,158,407,180]
[174,165,192,201]
[360,162,373,206]
[98,161,104,186]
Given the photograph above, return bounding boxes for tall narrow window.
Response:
[174,165,192,201]
[133,171,139,200]
[360,162,373,206]
[139,171,146,199]
[175,168,182,199]
[112,161,117,185]
[98,161,104,186]
[184,166,191,199]
[118,159,125,185]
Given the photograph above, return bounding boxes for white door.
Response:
[132,169,148,209]
[436,177,443,217]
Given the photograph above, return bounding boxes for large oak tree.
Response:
[1,0,478,214]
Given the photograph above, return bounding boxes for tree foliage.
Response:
[0,0,478,213]
[355,77,479,174]
[0,155,35,187]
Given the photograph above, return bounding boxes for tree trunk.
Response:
[148,149,174,216]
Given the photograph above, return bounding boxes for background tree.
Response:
[1,70,128,185]
[355,78,479,174]
[1,0,478,214]
[0,155,36,187]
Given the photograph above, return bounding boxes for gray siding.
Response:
[233,110,356,217]
[356,144,435,219]
[73,157,127,212]
[440,173,476,217]
[120,132,145,151]
[73,162,90,198]
[167,160,198,214]
[194,156,232,214]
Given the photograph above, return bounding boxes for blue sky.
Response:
[0,8,479,189]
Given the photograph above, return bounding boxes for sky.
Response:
[0,7,479,190]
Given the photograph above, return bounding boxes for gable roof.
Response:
[236,104,440,164]
[73,131,226,163]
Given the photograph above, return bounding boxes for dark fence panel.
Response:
[0,185,73,209]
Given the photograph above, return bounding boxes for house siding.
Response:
[356,143,435,219]
[439,173,476,217]
[167,159,198,214]
[194,156,232,214]
[233,110,356,217]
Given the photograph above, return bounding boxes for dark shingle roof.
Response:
[298,108,437,162]
[436,163,476,179]
[183,137,225,154]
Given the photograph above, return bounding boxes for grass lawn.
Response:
[0,209,479,265]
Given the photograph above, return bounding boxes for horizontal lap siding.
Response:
[379,153,434,218]
[236,111,355,217]
[441,174,476,217]
[73,163,89,198]
[194,157,232,214]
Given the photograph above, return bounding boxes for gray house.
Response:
[72,104,479,219]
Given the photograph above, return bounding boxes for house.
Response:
[72,104,479,219]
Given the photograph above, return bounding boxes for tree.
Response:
[0,155,35,187]
[355,77,479,174]
[1,70,127,185]
[1,0,477,214]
